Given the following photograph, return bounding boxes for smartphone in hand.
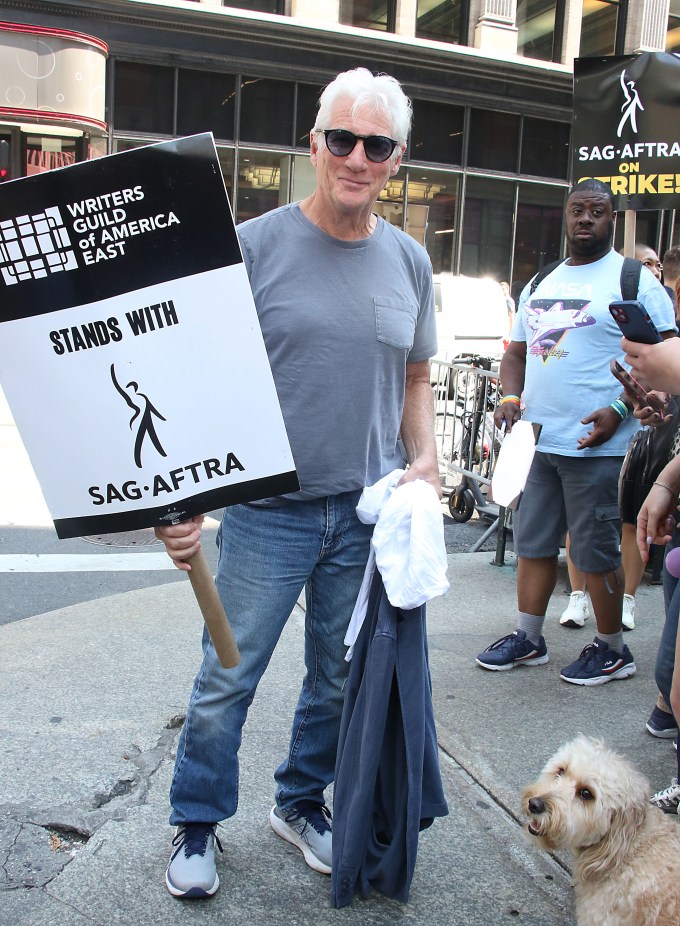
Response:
[610,358,667,415]
[609,300,662,345]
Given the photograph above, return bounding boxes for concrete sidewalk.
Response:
[1,550,676,926]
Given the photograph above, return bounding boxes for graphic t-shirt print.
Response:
[524,299,595,361]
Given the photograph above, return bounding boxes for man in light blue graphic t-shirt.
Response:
[476,178,675,686]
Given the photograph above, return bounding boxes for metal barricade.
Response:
[431,355,511,562]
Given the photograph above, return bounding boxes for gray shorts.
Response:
[513,452,623,574]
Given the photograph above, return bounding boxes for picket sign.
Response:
[0,133,299,668]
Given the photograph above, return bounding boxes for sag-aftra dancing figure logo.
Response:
[111,363,167,468]
[617,69,644,137]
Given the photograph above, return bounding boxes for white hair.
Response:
[312,67,412,149]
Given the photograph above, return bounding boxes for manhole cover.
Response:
[80,529,162,547]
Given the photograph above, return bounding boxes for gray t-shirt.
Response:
[237,202,437,501]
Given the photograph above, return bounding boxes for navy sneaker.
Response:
[646,705,679,739]
[166,823,222,898]
[560,638,636,686]
[476,629,549,671]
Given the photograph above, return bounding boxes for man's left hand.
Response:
[577,406,621,449]
[398,458,443,498]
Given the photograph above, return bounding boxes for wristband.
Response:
[653,480,676,497]
[609,399,628,420]
[500,395,521,406]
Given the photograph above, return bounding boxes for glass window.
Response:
[468,110,520,173]
[339,0,392,31]
[410,99,464,165]
[517,0,557,61]
[177,70,236,141]
[296,83,324,147]
[24,136,77,176]
[239,77,294,146]
[521,117,570,179]
[114,62,174,134]
[407,169,460,274]
[292,153,316,201]
[416,0,462,44]
[580,0,620,58]
[461,176,514,280]
[513,183,565,293]
[222,0,282,10]
[668,0,680,52]
[375,166,406,236]
[216,147,235,208]
[237,151,290,223]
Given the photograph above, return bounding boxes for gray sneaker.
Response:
[165,823,222,897]
[650,778,680,814]
[269,801,332,874]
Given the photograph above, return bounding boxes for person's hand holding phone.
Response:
[622,337,680,396]
[610,359,669,422]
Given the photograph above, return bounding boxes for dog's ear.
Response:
[576,801,646,882]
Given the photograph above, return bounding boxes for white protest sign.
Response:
[0,134,298,539]
[490,420,540,510]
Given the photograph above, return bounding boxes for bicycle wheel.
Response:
[448,485,475,522]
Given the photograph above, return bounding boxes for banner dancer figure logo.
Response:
[111,362,167,467]
[617,70,644,137]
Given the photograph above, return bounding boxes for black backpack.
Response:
[529,256,642,300]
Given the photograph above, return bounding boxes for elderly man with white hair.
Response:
[155,67,439,899]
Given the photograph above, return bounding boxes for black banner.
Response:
[573,53,680,210]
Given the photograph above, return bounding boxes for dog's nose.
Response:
[528,797,545,815]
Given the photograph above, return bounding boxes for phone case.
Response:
[608,300,662,345]
[610,359,665,413]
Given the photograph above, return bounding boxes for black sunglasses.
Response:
[322,129,398,164]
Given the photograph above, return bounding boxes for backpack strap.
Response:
[620,256,642,301]
[529,259,565,295]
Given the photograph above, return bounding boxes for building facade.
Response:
[1,0,679,291]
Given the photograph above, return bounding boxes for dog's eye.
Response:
[578,788,594,801]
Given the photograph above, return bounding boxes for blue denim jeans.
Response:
[169,491,373,825]
[656,531,680,712]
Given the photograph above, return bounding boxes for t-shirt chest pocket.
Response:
[374,296,417,350]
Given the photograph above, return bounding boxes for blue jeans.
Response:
[656,531,680,713]
[169,491,373,825]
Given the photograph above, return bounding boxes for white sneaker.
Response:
[650,778,680,813]
[622,594,635,631]
[559,591,590,628]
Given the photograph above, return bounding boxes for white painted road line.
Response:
[0,554,175,573]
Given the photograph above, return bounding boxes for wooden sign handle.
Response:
[185,547,240,668]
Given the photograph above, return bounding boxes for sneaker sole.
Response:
[165,870,219,898]
[475,654,549,671]
[622,621,635,631]
[652,803,680,814]
[269,806,331,875]
[560,663,637,686]
[645,723,679,739]
[559,616,587,629]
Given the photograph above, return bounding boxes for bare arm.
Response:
[493,340,527,433]
[398,359,441,497]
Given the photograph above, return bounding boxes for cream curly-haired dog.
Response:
[522,735,680,926]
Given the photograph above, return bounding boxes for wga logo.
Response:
[0,206,78,285]
[617,70,644,137]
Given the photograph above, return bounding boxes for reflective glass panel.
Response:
[410,99,464,165]
[114,62,174,134]
[25,136,77,176]
[292,153,316,201]
[416,0,461,44]
[405,169,460,274]
[237,151,289,223]
[177,70,236,141]
[468,110,520,173]
[668,0,680,53]
[580,0,619,58]
[339,0,390,30]
[222,0,280,10]
[521,117,570,179]
[517,0,556,61]
[375,166,406,236]
[461,176,514,280]
[513,183,565,296]
[240,77,294,145]
[296,83,324,147]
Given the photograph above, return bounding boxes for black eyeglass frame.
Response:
[320,129,399,164]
